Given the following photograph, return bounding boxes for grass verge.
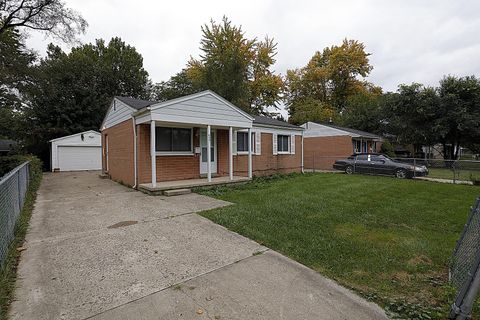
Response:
[198,173,479,319]
[0,156,42,320]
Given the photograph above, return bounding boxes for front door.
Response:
[200,128,217,174]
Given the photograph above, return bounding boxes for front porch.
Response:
[138,175,251,195]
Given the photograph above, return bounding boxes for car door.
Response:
[370,155,389,175]
[354,154,370,174]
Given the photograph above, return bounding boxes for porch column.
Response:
[150,120,157,187]
[248,128,252,179]
[229,126,233,181]
[207,125,212,182]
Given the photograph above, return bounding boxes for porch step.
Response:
[163,188,192,196]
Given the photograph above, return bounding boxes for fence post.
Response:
[413,158,416,178]
[17,170,21,209]
[453,161,457,184]
[453,264,480,320]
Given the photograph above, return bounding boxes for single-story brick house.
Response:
[300,122,383,170]
[100,90,304,190]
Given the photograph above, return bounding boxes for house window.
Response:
[237,132,248,152]
[155,127,192,153]
[277,135,290,153]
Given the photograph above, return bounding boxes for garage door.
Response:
[57,146,102,171]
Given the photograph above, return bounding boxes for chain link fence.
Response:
[304,152,480,184]
[449,197,480,319]
[0,161,30,267]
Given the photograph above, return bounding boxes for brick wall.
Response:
[105,123,304,186]
[101,119,135,186]
[303,136,353,170]
[217,130,302,177]
[137,125,201,183]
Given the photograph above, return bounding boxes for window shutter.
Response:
[232,130,237,155]
[272,133,278,155]
[290,134,296,154]
[255,131,261,155]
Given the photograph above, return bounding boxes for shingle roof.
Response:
[115,96,157,110]
[318,123,382,139]
[253,115,301,129]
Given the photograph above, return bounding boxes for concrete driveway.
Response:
[10,171,387,320]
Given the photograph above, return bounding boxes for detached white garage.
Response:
[50,130,102,172]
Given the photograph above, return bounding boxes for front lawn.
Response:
[198,173,479,319]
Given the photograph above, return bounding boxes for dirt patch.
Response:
[107,221,138,229]
[391,271,413,284]
[407,255,432,267]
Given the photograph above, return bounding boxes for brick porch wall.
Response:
[137,124,201,183]
[217,130,302,177]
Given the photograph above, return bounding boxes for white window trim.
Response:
[155,127,194,156]
[236,131,256,155]
[277,134,290,154]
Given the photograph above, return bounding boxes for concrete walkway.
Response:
[10,171,387,320]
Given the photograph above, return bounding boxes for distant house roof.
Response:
[115,96,157,110]
[320,123,382,139]
[253,115,301,129]
[0,139,17,152]
[302,122,382,140]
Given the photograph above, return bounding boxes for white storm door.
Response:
[200,128,217,174]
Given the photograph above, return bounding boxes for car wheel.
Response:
[345,165,354,175]
[395,169,407,179]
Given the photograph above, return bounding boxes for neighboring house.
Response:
[100,90,303,190]
[0,139,17,156]
[50,131,102,172]
[300,122,383,170]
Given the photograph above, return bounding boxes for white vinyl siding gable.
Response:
[102,99,135,129]
[149,92,252,128]
[301,122,353,138]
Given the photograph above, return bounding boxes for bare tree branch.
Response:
[0,0,87,43]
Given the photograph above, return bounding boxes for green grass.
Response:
[428,167,479,182]
[198,173,480,319]
[0,156,42,320]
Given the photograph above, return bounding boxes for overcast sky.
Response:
[27,0,480,94]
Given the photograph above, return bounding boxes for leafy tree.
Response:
[340,85,384,134]
[285,39,374,124]
[382,83,440,148]
[0,0,87,42]
[383,76,480,159]
[0,28,35,138]
[184,16,283,115]
[151,69,200,101]
[380,140,395,158]
[437,75,480,159]
[23,37,149,165]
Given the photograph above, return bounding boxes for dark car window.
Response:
[371,155,385,162]
[356,155,368,160]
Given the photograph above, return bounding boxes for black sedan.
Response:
[333,153,428,179]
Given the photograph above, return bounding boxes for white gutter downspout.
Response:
[132,116,137,189]
[301,130,304,173]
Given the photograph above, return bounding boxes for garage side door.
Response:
[58,146,102,171]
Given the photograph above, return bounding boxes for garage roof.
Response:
[49,130,101,143]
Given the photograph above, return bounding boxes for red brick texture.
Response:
[137,125,201,183]
[101,119,135,186]
[303,136,382,170]
[103,122,303,185]
[217,130,302,177]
